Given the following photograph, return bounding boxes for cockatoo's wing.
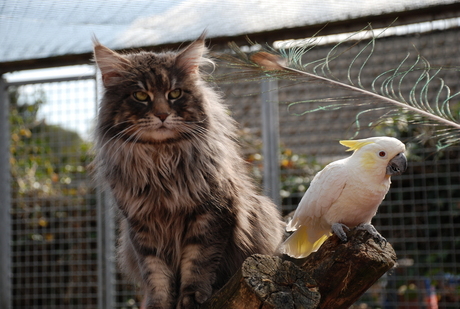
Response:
[280,160,348,258]
[286,159,348,232]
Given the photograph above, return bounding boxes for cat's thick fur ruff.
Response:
[92,33,284,309]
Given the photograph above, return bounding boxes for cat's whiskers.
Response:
[99,120,133,144]
[179,123,209,140]
[135,115,210,141]
[186,124,208,134]
[184,116,208,124]
[100,125,145,173]
[125,128,145,165]
[99,123,138,152]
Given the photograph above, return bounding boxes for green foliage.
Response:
[9,85,94,239]
[9,85,91,199]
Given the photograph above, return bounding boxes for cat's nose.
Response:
[155,112,170,122]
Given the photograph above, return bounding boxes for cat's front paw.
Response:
[176,289,211,309]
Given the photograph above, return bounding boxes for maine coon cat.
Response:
[92,33,284,309]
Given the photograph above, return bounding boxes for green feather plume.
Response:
[213,25,460,149]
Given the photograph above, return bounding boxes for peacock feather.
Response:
[212,25,460,149]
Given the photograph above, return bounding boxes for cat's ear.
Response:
[93,38,131,87]
[175,32,210,74]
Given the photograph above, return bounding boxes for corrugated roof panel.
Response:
[0,0,457,64]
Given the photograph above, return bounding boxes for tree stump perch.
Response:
[202,228,397,308]
[202,254,320,309]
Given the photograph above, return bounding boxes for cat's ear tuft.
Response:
[175,31,211,75]
[93,38,131,87]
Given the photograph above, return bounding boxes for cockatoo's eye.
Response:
[378,151,387,158]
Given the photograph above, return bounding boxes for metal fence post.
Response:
[95,73,116,309]
[261,79,281,207]
[0,76,12,309]
[97,191,116,309]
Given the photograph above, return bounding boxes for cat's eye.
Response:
[168,88,182,100]
[133,91,150,102]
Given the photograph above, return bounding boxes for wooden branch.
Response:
[202,254,320,309]
[202,228,397,309]
[301,228,397,308]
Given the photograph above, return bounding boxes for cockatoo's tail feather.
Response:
[280,226,330,258]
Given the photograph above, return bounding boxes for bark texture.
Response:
[202,228,397,309]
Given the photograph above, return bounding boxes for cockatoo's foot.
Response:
[357,223,387,246]
[331,223,350,242]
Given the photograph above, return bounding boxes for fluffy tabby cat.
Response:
[92,33,284,309]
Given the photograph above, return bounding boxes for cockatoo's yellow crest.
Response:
[339,139,374,152]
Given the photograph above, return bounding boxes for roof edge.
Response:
[2,2,460,74]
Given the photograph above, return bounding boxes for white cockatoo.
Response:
[279,136,407,258]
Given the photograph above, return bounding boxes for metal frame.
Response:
[97,192,116,309]
[261,79,281,207]
[0,76,12,309]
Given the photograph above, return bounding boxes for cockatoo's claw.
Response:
[357,223,387,246]
[331,223,350,242]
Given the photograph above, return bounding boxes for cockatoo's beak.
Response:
[386,152,407,176]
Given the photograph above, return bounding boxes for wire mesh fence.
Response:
[2,22,460,309]
[220,24,460,308]
[375,145,460,308]
[7,78,99,309]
